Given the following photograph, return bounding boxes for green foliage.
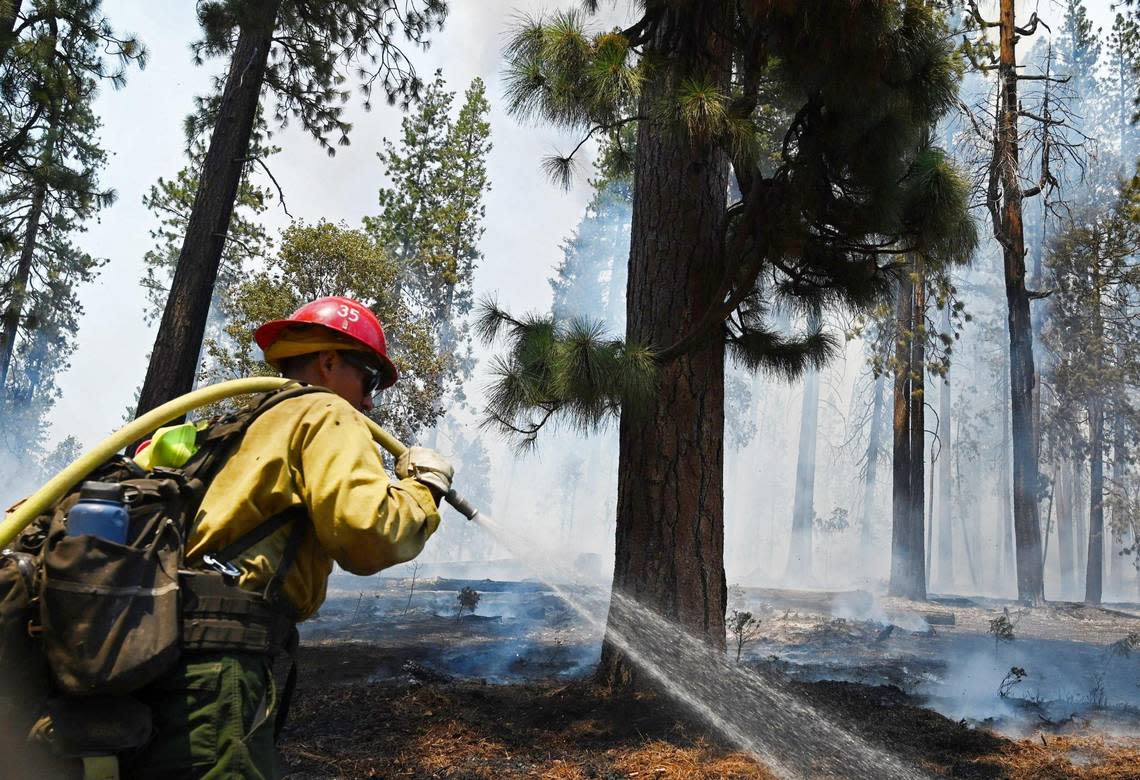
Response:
[0,0,145,184]
[364,71,491,409]
[1043,178,1140,556]
[988,609,1017,647]
[208,220,447,443]
[727,609,761,663]
[487,0,975,445]
[1043,183,1140,445]
[0,1,142,474]
[192,0,448,156]
[476,300,655,449]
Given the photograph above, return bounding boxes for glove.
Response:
[395,446,454,498]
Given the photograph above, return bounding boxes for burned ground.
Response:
[277,577,1140,779]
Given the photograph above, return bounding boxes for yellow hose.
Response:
[0,376,478,550]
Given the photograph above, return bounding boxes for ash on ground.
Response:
[308,572,1140,741]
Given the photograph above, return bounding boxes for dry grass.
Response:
[403,721,508,773]
[984,734,1140,779]
[611,739,776,779]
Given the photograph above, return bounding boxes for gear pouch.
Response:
[40,484,184,697]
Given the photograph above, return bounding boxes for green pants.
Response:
[124,653,279,780]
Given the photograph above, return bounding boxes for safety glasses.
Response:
[339,351,383,399]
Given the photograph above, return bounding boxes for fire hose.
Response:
[0,376,479,550]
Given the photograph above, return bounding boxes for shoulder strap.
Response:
[184,383,332,484]
[213,505,308,564]
[208,503,310,606]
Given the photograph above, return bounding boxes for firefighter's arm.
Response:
[293,397,441,575]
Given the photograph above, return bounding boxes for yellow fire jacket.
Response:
[184,392,441,620]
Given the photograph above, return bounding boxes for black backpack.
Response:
[0,384,325,765]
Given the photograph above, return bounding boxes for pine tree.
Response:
[485,1,973,685]
[0,0,143,180]
[964,0,1076,603]
[136,0,448,418]
[364,71,490,413]
[1043,182,1140,604]
[1104,12,1140,169]
[0,1,141,453]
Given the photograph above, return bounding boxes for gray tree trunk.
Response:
[787,312,822,583]
[859,372,887,566]
[936,305,953,590]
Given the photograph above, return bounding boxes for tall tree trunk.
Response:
[135,0,281,417]
[1086,268,1105,604]
[599,9,731,687]
[786,312,822,583]
[859,372,887,566]
[1108,409,1127,597]
[890,261,926,599]
[911,257,926,597]
[0,180,46,392]
[0,42,59,396]
[1073,456,1088,586]
[953,416,979,589]
[997,0,1045,604]
[1086,400,1105,604]
[1056,458,1075,598]
[936,303,953,591]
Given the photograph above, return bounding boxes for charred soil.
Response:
[279,641,1139,779]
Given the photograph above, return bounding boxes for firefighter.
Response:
[124,296,453,779]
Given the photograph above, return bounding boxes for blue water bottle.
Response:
[66,481,130,544]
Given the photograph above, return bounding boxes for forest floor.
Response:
[278,576,1140,778]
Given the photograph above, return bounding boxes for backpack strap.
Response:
[181,383,332,487]
[204,504,310,606]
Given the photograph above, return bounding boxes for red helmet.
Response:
[254,296,398,389]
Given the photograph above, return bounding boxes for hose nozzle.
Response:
[445,489,479,522]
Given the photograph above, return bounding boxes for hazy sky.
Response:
[51,0,632,447]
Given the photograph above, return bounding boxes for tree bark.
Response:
[997,0,1045,604]
[998,365,1015,592]
[135,0,281,417]
[1085,266,1106,605]
[598,8,731,687]
[890,261,926,600]
[1108,409,1127,597]
[786,311,821,583]
[1073,456,1088,585]
[0,33,58,396]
